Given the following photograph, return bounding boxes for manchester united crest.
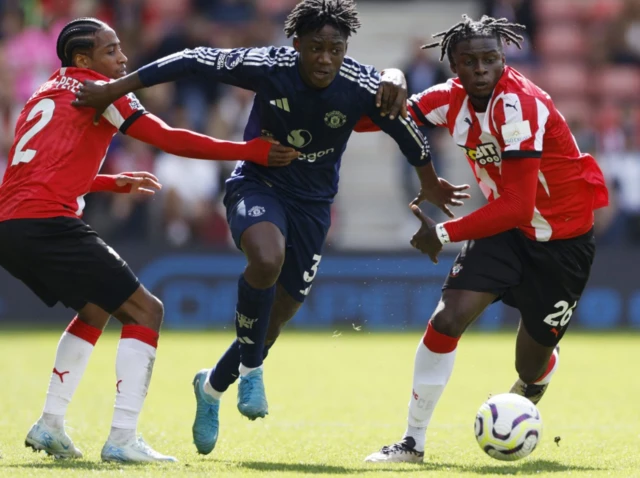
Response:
[324,110,347,129]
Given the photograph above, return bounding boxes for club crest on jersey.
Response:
[287,129,313,148]
[248,206,265,217]
[324,110,347,129]
[461,142,501,166]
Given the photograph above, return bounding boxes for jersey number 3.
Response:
[11,98,55,167]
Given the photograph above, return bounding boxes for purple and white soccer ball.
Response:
[474,393,542,461]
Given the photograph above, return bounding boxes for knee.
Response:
[246,250,284,286]
[137,295,164,332]
[430,303,470,338]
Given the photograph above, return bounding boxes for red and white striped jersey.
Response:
[409,66,608,241]
[0,67,145,221]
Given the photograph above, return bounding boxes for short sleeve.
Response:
[102,88,147,133]
[407,81,453,128]
[492,93,550,159]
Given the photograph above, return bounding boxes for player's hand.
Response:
[260,136,300,167]
[72,80,116,124]
[411,178,471,218]
[377,68,408,120]
[410,205,442,264]
[116,172,162,195]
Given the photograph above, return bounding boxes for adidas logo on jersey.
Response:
[270,98,290,112]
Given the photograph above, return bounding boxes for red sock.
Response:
[422,321,459,353]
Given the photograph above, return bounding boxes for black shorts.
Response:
[0,217,140,313]
[443,228,596,347]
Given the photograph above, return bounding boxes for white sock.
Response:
[203,369,223,401]
[534,347,560,385]
[239,363,262,377]
[403,324,458,452]
[42,318,101,422]
[109,326,158,440]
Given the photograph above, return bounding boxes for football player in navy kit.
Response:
[73,0,469,455]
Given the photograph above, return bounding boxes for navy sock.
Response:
[235,275,275,368]
[210,340,241,392]
[210,339,276,392]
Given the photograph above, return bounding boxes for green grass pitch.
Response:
[0,329,638,477]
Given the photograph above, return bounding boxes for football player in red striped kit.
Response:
[0,17,298,462]
[356,15,609,462]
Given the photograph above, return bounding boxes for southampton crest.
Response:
[324,110,347,128]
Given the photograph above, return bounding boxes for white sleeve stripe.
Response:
[399,116,429,157]
[102,104,125,128]
[340,60,380,84]
[338,71,377,95]
[404,113,425,142]
[243,61,296,68]
[158,51,189,67]
[339,62,379,84]
[339,65,379,90]
[534,98,550,151]
[245,51,296,62]
[426,104,449,125]
[502,93,524,151]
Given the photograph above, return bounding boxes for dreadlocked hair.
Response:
[56,17,108,67]
[422,14,525,63]
[284,0,361,39]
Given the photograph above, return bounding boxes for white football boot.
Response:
[101,436,177,463]
[25,417,83,459]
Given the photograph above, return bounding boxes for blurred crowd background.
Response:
[1,0,639,250]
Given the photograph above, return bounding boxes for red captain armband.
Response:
[90,174,133,193]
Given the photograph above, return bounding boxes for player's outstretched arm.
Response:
[74,47,269,121]
[126,114,299,167]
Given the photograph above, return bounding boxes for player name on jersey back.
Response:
[0,68,145,221]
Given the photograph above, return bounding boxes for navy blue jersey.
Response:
[138,46,431,202]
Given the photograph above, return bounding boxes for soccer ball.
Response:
[474,393,542,461]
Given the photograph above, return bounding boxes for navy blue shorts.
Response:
[224,179,330,303]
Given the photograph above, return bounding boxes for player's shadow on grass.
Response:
[6,461,163,471]
[436,459,606,475]
[237,459,606,475]
[238,461,420,474]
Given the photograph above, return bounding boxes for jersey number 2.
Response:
[11,98,55,166]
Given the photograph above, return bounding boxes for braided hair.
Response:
[284,0,361,39]
[56,18,108,67]
[423,15,525,63]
